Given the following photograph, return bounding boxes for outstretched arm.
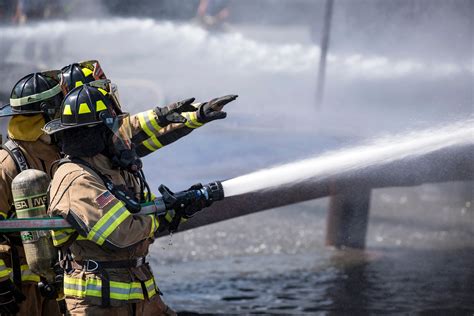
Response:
[131,95,238,157]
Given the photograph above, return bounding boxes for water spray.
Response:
[222,119,474,197]
[0,119,472,233]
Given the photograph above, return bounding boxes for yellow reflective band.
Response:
[147,110,162,133]
[147,136,163,150]
[183,112,203,129]
[63,276,156,301]
[138,112,154,138]
[0,260,10,279]
[165,210,174,223]
[98,208,130,246]
[96,100,107,112]
[148,214,158,238]
[10,84,61,107]
[64,277,100,298]
[0,271,9,279]
[21,265,40,283]
[144,192,156,200]
[139,137,163,154]
[51,229,75,246]
[144,279,157,297]
[78,103,91,114]
[63,104,73,115]
[0,211,7,219]
[75,81,83,88]
[98,88,108,96]
[82,68,93,77]
[142,140,155,152]
[87,201,131,246]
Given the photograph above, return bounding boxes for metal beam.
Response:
[326,187,371,249]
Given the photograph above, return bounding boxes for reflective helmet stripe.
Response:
[97,88,108,96]
[63,104,73,115]
[78,103,92,114]
[96,100,107,112]
[81,68,93,77]
[10,84,62,107]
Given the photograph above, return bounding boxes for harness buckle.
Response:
[85,260,99,272]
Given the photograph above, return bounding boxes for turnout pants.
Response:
[65,294,176,316]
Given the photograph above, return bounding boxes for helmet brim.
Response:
[0,104,44,117]
[42,118,102,135]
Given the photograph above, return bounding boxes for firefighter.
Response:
[0,61,236,315]
[44,84,227,315]
[0,71,63,315]
[59,60,238,157]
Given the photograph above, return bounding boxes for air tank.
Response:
[12,169,57,283]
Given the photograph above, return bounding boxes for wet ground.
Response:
[151,183,474,315]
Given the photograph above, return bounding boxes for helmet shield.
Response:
[100,112,133,151]
[1,70,62,118]
[100,111,142,172]
[60,60,107,95]
[79,60,106,81]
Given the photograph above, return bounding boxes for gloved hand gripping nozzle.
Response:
[159,181,224,214]
[158,181,224,232]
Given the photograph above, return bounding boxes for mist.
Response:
[0,0,472,313]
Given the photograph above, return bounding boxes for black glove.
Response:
[197,94,238,123]
[0,279,25,314]
[181,183,208,219]
[158,183,208,233]
[154,98,196,126]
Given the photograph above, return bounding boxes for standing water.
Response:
[152,119,473,314]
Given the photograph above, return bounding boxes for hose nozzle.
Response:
[203,181,224,202]
[159,180,224,212]
[158,180,225,232]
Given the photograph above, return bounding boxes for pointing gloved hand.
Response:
[197,94,238,123]
[0,279,25,314]
[154,98,196,126]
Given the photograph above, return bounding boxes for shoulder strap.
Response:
[2,139,30,173]
[59,157,114,191]
[60,157,142,213]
